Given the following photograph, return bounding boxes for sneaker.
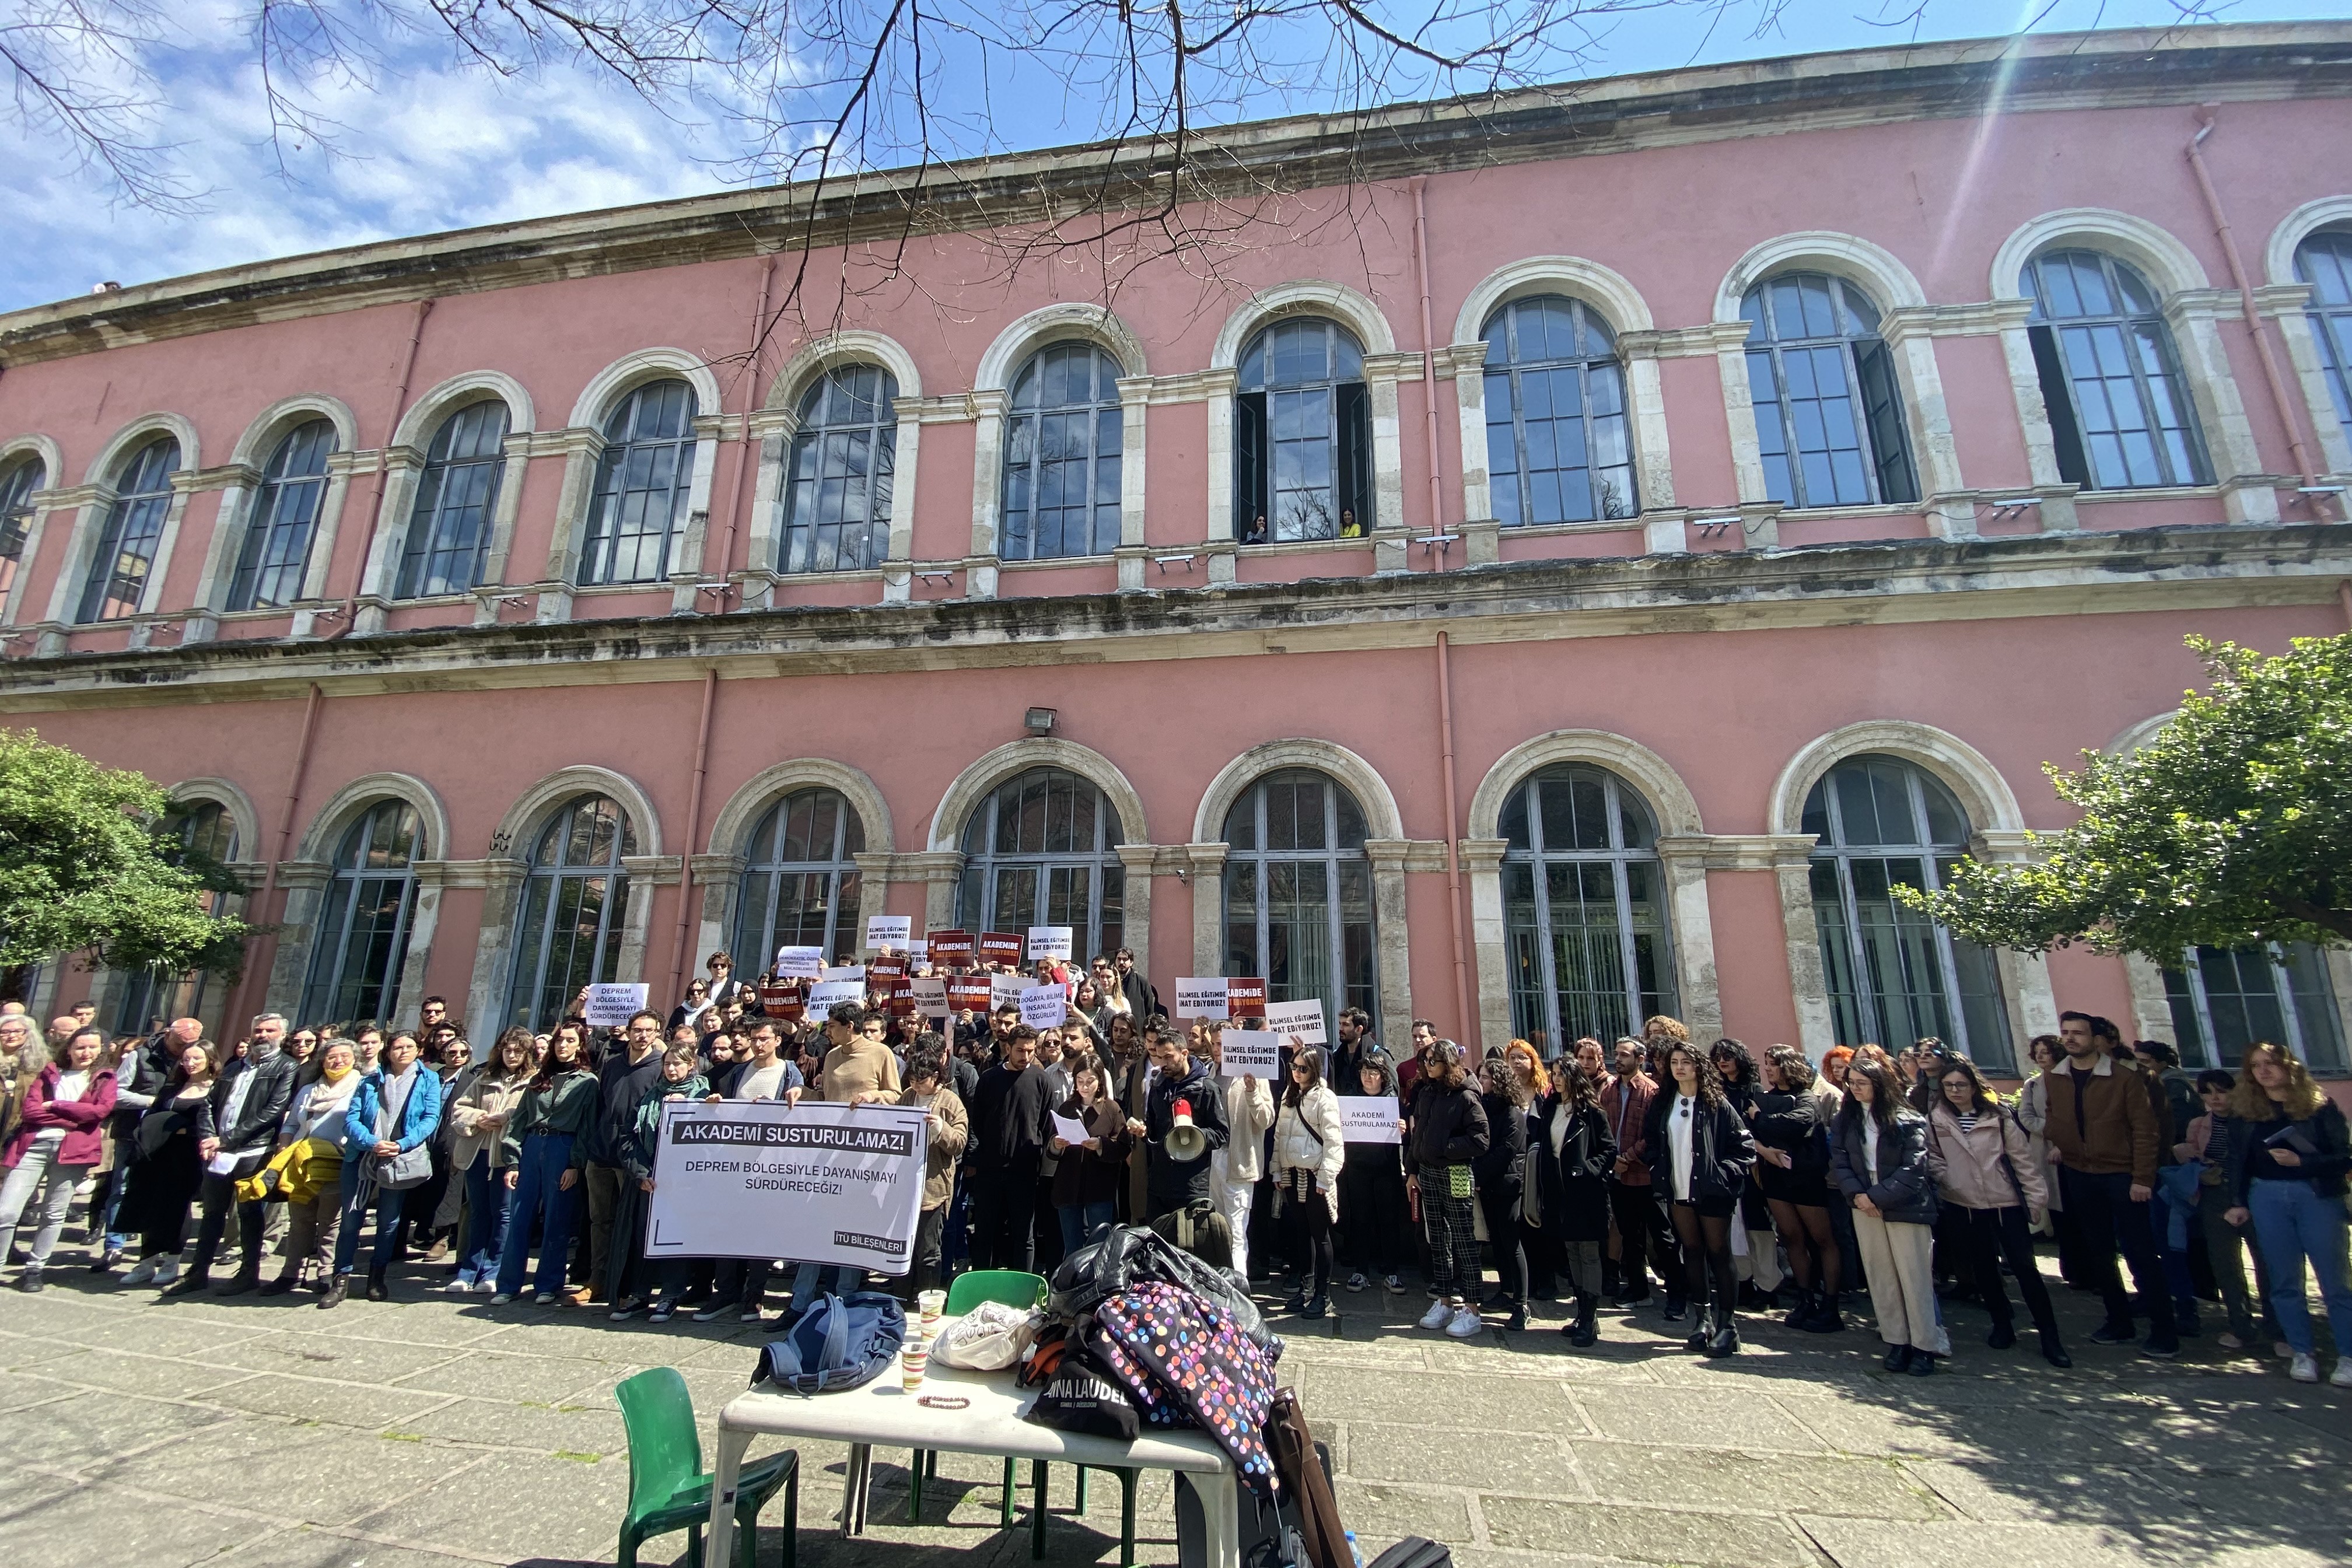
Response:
[2217,1331,2247,1350]
[692,1300,740,1322]
[150,1259,181,1286]
[16,1267,43,1293]
[647,1301,674,1323]
[533,1292,558,1306]
[2089,1321,2132,1345]
[2289,1352,2319,1384]
[1383,1275,1405,1294]
[1345,1272,1369,1294]
[609,1303,640,1322]
[444,1278,473,1294]
[1445,1306,1484,1338]
[120,1256,159,1287]
[1417,1298,1452,1330]
[738,1307,764,1322]
[2140,1337,2180,1360]
[489,1293,514,1306]
[475,1279,498,1294]
[2276,1340,2294,1359]
[2332,1358,2352,1390]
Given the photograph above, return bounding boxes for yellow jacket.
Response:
[236,1137,342,1206]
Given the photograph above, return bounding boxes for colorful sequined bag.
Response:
[1088,1281,1282,1493]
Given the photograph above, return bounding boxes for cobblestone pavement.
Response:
[2,1254,2347,1568]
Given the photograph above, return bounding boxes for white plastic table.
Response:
[706,1327,1240,1568]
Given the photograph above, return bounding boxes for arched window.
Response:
[78,437,178,623]
[2293,229,2352,455]
[2022,250,2210,491]
[0,454,44,604]
[1804,755,2012,1070]
[958,768,1124,958]
[228,419,336,611]
[1002,343,1123,560]
[781,366,896,575]
[506,795,636,1030]
[111,800,240,1035]
[397,401,509,598]
[582,379,698,586]
[1221,769,1377,1030]
[1482,296,1637,524]
[1235,318,1369,543]
[1500,765,1676,1055]
[300,801,424,1026]
[735,788,867,966]
[1742,273,1919,509]
[2164,944,2345,1074]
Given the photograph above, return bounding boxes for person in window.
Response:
[446,1028,533,1293]
[2043,1010,2176,1356]
[491,1024,597,1306]
[897,1036,968,1303]
[1924,1056,2068,1367]
[167,1012,299,1296]
[260,1040,359,1294]
[1407,1040,1489,1338]
[1644,1040,1752,1357]
[0,1026,116,1292]
[1531,1056,1615,1346]
[325,1029,443,1307]
[114,1038,217,1288]
[1833,1056,1946,1373]
[1752,1045,1842,1334]
[2221,1041,2352,1387]
[2175,1068,2276,1354]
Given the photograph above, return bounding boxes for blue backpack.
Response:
[753,1292,907,1395]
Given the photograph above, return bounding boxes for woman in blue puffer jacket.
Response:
[322,1030,443,1308]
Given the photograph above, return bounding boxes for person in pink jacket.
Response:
[1,1026,117,1291]
[1923,1056,2068,1367]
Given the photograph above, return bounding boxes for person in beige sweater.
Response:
[896,1037,967,1300]
[814,1003,902,1104]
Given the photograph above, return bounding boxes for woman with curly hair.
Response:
[1644,1040,1755,1357]
[1709,1037,1780,1307]
[1754,1045,1842,1332]
[1406,1040,1490,1338]
[2222,1042,2352,1387]
[1834,1056,1947,1374]
[1532,1059,1615,1345]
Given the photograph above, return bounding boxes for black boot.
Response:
[1503,1300,1527,1332]
[1782,1287,1815,1329]
[318,1275,348,1309]
[1986,1320,2017,1350]
[1805,1290,1846,1334]
[1683,1301,1711,1352]
[161,1269,212,1297]
[214,1270,261,1297]
[1704,1304,1741,1358]
[1564,1296,1598,1348]
[366,1268,388,1303]
[257,1273,296,1297]
[2038,1326,2072,1368]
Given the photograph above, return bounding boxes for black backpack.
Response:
[1048,1223,1279,1353]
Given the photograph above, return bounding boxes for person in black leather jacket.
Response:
[1753,1045,1842,1333]
[1832,1056,1948,1374]
[167,1015,299,1296]
[1531,1061,1616,1346]
[1644,1041,1755,1357]
[1472,1057,1532,1329]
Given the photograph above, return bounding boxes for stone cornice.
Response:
[2,523,2347,710]
[4,27,2348,367]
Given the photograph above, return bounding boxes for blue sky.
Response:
[1,1,2340,314]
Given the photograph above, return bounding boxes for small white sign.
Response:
[806,980,864,1013]
[1263,998,1327,1047]
[909,977,949,1019]
[583,982,649,1028]
[991,974,1030,1014]
[1049,1112,1092,1147]
[1219,1028,1280,1078]
[820,965,866,985]
[1027,926,1074,961]
[1020,983,1069,1030]
[1340,1094,1402,1144]
[1175,978,1231,1019]
[904,939,928,963]
[775,946,824,979]
[866,915,913,949]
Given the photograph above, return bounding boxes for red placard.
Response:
[1225,976,1268,1020]
[867,957,908,984]
[978,932,1025,966]
[947,977,993,1013]
[928,929,976,965]
[761,984,806,1022]
[887,979,916,1017]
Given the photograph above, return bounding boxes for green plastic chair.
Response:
[616,1367,799,1568]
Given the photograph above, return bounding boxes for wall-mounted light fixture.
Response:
[1024,706,1058,737]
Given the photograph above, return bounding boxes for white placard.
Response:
[1262,999,1327,1047]
[1219,1028,1279,1078]
[1340,1094,1402,1144]
[904,939,928,963]
[909,977,949,1019]
[645,1100,928,1271]
[1049,1112,1092,1147]
[866,915,913,949]
[1019,983,1069,1030]
[1027,925,1074,961]
[820,965,866,984]
[991,974,1030,1014]
[583,982,650,1028]
[806,980,864,1013]
[1175,977,1232,1018]
[775,946,824,979]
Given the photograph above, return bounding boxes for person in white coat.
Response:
[1274,1045,1346,1317]
[1201,1021,1275,1279]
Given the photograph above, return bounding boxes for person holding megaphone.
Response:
[1128,1021,1228,1220]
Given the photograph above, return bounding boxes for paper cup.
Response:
[901,1343,929,1390]
[918,1289,946,1326]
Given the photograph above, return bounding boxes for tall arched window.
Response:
[2022,250,2210,491]
[300,801,424,1026]
[506,795,636,1030]
[228,419,336,611]
[958,768,1124,958]
[1500,765,1676,1055]
[1235,318,1368,543]
[1742,272,1919,509]
[78,437,178,623]
[0,454,44,604]
[1482,296,1637,525]
[582,379,698,586]
[1002,343,1122,561]
[1221,770,1377,1030]
[735,789,867,965]
[397,401,509,598]
[2164,943,2346,1074]
[111,800,240,1035]
[2293,229,2352,454]
[781,366,896,574]
[1804,755,2012,1070]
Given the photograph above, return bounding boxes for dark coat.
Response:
[1472,1090,1530,1190]
[199,1049,299,1160]
[1830,1107,1940,1226]
[1144,1058,1228,1209]
[1641,1091,1755,1206]
[1405,1076,1488,1178]
[1531,1097,1616,1244]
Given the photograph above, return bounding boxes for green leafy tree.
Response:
[1907,634,2351,958]
[0,729,257,1000]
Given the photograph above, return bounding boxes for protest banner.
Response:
[820,965,866,984]
[886,980,916,1018]
[947,977,993,1014]
[1174,978,1232,1018]
[989,973,1030,1014]
[762,985,806,1023]
[1226,976,1267,1020]
[910,977,950,1019]
[645,1100,929,1271]
[867,957,908,984]
[928,930,976,965]
[978,932,1025,966]
[1019,983,1069,1030]
[1219,1029,1280,1078]
[904,939,928,964]
[807,979,864,1013]
[775,946,824,979]
[1026,925,1074,961]
[865,915,913,950]
[583,983,649,1027]
[1262,998,1327,1046]
[1340,1094,1402,1144]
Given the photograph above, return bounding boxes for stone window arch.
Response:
[1741,272,1920,509]
[2021,249,2211,491]
[580,379,699,586]
[781,365,898,574]
[300,799,425,1026]
[108,797,242,1036]
[1235,317,1370,544]
[78,435,179,622]
[1220,769,1378,1033]
[228,420,338,610]
[1479,296,1638,524]
[0,448,45,609]
[1001,343,1124,560]
[734,788,867,966]
[957,767,1125,958]
[505,794,638,1029]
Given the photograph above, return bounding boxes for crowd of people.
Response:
[2,950,2348,1390]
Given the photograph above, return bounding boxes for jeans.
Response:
[2197,1188,2268,1338]
[790,1262,863,1311]
[456,1153,512,1286]
[189,1170,267,1278]
[2148,1182,2203,1324]
[2057,1166,2177,1345]
[331,1163,408,1278]
[0,1147,93,1265]
[2246,1177,2352,1359]
[1058,1199,1117,1256]
[495,1133,581,1298]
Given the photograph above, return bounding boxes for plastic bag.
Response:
[933,1300,1041,1370]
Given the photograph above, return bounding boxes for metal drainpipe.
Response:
[667,668,720,1000]
[2185,107,2323,503]
[1410,177,1450,552]
[326,299,433,638]
[227,681,326,1028]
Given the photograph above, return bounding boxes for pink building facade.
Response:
[4,26,2351,1078]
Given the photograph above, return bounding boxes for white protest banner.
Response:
[904,939,928,964]
[865,915,912,950]
[1175,977,1232,1019]
[821,965,867,985]
[1340,1094,1402,1144]
[583,982,649,1028]
[1026,925,1074,961]
[775,946,824,979]
[991,974,1030,1014]
[807,980,864,1013]
[1019,983,1069,1030]
[1049,1112,1092,1147]
[1262,998,1327,1047]
[645,1100,928,1272]
[909,977,950,1019]
[1219,1028,1280,1078]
